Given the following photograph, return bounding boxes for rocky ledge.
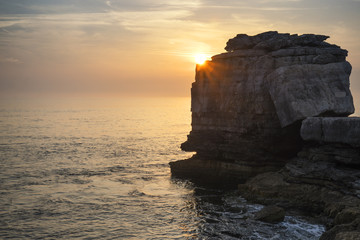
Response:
[170,31,359,239]
[239,116,360,239]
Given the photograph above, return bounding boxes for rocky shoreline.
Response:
[170,32,360,239]
[239,117,360,239]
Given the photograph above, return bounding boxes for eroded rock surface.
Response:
[238,119,360,239]
[170,31,359,239]
[301,117,360,148]
[219,32,354,127]
[225,32,332,52]
[268,63,353,127]
[171,31,354,182]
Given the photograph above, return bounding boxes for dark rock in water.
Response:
[254,205,285,223]
[169,158,276,185]
[239,168,360,227]
[170,31,354,182]
[319,218,360,240]
[239,153,360,238]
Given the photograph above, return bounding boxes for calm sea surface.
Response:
[0,97,325,239]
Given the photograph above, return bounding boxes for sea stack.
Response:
[170,31,356,183]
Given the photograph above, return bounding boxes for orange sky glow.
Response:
[0,0,359,114]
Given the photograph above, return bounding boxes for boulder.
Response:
[267,63,354,127]
[254,205,285,223]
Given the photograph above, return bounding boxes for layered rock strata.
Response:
[301,117,360,148]
[239,117,360,239]
[170,31,354,182]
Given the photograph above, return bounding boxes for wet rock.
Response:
[334,208,360,225]
[254,205,285,223]
[320,218,360,240]
[334,231,360,240]
[240,172,290,195]
[240,168,360,213]
[169,158,272,185]
[239,155,360,239]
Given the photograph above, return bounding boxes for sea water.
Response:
[0,97,325,239]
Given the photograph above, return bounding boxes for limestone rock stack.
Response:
[170,31,355,183]
[170,31,360,240]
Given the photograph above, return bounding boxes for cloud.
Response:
[0,1,206,57]
[0,0,109,14]
[0,57,22,64]
[0,0,201,15]
[0,1,204,96]
[259,0,302,2]
[0,0,359,98]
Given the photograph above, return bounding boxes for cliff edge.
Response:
[170,31,355,183]
[170,31,360,239]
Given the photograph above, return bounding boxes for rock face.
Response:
[301,117,360,148]
[170,31,359,239]
[300,117,360,167]
[239,169,360,239]
[239,117,360,239]
[170,31,354,182]
[268,62,353,127]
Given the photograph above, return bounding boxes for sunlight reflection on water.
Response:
[0,97,324,239]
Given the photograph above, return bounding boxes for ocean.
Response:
[0,97,325,239]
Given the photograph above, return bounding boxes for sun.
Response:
[194,54,209,65]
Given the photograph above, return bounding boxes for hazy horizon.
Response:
[0,0,359,114]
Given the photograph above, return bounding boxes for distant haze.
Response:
[0,0,359,114]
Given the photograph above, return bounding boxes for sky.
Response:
[0,0,359,112]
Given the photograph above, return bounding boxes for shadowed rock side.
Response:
[301,117,360,149]
[239,117,360,240]
[170,31,354,183]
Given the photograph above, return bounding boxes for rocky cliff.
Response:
[170,31,360,239]
[170,31,355,183]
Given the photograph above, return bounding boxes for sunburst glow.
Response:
[194,54,209,64]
